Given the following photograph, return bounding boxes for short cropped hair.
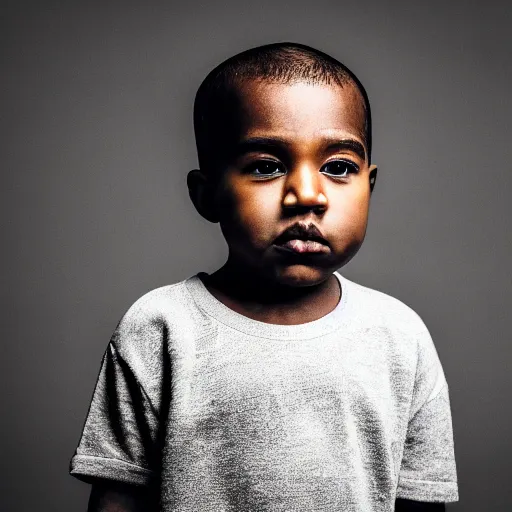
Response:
[194,42,372,175]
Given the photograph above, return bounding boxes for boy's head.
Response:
[193,42,372,176]
[188,42,378,287]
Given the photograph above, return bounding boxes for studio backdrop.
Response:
[2,1,511,511]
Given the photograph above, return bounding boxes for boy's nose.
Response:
[282,164,327,211]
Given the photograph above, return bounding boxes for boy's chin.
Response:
[271,264,335,287]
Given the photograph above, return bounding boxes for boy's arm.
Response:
[87,480,157,512]
[395,498,446,511]
[395,320,458,504]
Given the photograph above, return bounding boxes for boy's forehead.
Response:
[229,79,367,147]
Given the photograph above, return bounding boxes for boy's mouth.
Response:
[273,222,330,254]
[275,239,331,254]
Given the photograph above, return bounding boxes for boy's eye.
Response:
[321,160,359,178]
[245,160,285,177]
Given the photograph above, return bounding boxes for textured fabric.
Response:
[70,271,458,510]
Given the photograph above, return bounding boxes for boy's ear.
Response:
[369,165,378,194]
[187,169,219,223]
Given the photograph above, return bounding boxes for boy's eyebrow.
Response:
[234,137,290,155]
[324,139,367,161]
[234,137,367,161]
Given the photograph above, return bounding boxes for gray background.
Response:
[2,0,511,511]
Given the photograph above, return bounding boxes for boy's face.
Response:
[191,80,377,287]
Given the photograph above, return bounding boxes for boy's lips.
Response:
[275,239,331,254]
[273,222,331,254]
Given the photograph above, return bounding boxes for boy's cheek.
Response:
[212,185,239,223]
[217,185,276,223]
[335,186,371,218]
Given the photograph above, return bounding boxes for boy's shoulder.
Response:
[108,276,199,356]
[121,277,193,320]
[341,274,429,335]
[342,275,443,380]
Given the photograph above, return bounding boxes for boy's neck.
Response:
[201,263,341,326]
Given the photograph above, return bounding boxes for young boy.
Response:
[70,43,458,511]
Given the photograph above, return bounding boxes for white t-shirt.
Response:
[70,271,458,511]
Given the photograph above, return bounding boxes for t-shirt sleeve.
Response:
[396,322,459,503]
[69,300,163,486]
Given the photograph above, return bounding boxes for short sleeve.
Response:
[69,301,164,486]
[396,324,459,503]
